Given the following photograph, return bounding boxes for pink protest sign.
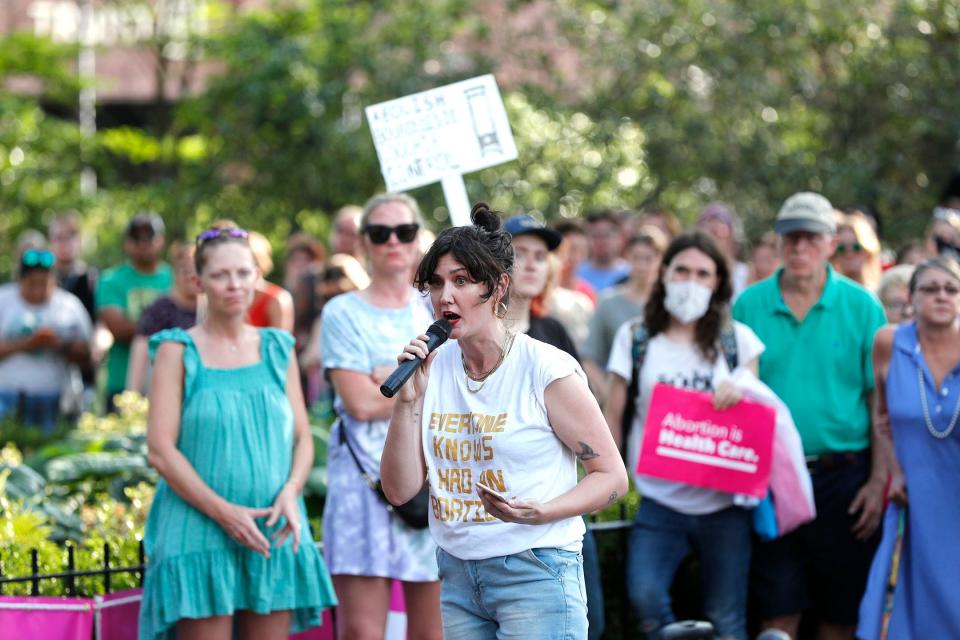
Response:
[637,383,776,498]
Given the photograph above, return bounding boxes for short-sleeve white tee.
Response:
[607,320,764,514]
[0,284,92,394]
[421,333,587,559]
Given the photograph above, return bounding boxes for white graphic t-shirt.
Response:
[607,320,764,515]
[421,332,587,559]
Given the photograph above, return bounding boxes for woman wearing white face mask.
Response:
[603,231,764,640]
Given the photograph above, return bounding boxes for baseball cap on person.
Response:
[124,212,165,240]
[503,214,562,251]
[774,192,836,235]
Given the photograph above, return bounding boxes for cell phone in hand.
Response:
[475,482,509,503]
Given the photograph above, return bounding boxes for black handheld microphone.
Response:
[380,319,453,398]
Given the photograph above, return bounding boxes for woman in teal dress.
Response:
[139,225,336,640]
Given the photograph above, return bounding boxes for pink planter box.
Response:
[0,589,338,640]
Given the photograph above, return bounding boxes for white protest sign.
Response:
[365,74,518,226]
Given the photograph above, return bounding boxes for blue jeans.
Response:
[0,390,61,433]
[626,499,752,640]
[582,522,605,640]
[437,546,588,639]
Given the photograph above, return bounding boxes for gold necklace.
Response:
[462,332,516,394]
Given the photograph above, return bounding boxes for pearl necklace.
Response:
[916,363,960,439]
[462,332,516,394]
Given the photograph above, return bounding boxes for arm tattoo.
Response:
[576,441,599,461]
[607,491,618,505]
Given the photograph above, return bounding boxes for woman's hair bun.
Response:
[470,202,502,233]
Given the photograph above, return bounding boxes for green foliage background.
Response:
[2,0,959,266]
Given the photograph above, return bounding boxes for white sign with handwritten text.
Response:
[365,74,518,194]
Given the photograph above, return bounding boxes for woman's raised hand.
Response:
[215,502,273,557]
[395,334,436,403]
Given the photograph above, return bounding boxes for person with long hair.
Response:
[319,193,442,640]
[380,203,627,639]
[603,231,764,640]
[831,210,883,292]
[139,226,335,640]
[857,258,960,638]
[247,231,295,331]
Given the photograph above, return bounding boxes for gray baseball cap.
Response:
[774,192,836,235]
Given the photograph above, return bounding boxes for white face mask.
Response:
[663,279,714,324]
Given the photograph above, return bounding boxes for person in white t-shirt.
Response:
[0,248,91,431]
[603,231,764,640]
[381,203,627,640]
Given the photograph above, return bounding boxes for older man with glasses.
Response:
[734,192,888,640]
[0,247,92,431]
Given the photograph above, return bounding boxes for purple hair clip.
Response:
[196,227,250,243]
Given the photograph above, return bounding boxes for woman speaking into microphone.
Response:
[380,203,627,639]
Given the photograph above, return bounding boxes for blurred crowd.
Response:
[5,171,960,639]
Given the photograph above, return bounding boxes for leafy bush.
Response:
[0,396,155,595]
[0,391,335,594]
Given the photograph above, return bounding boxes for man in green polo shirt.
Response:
[733,192,887,640]
[96,213,172,411]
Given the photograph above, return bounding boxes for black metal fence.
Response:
[0,542,145,597]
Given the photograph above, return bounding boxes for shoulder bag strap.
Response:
[621,320,650,459]
[337,414,380,491]
[719,323,739,371]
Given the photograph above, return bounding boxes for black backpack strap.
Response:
[621,320,650,459]
[719,323,739,372]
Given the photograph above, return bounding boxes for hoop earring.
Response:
[496,301,508,319]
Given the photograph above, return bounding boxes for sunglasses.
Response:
[363,223,419,245]
[834,242,863,255]
[196,227,250,244]
[21,249,55,269]
[915,283,960,296]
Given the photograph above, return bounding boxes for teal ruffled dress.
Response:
[138,328,336,640]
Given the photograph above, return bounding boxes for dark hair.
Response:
[553,220,585,236]
[895,241,924,265]
[414,202,514,305]
[644,230,733,362]
[909,257,960,293]
[939,171,960,206]
[638,206,683,239]
[584,209,622,226]
[626,228,669,254]
[194,218,253,274]
[48,210,81,236]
